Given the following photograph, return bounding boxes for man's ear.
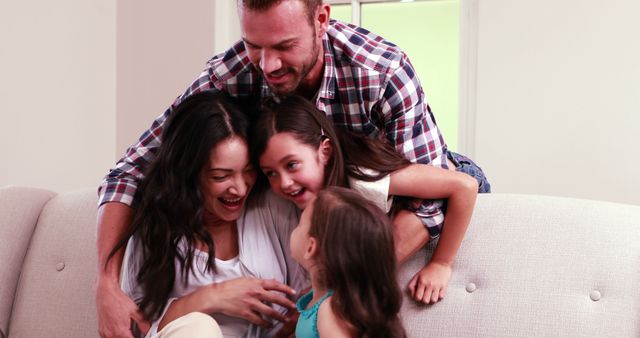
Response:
[304,237,318,260]
[315,4,331,37]
[318,138,333,166]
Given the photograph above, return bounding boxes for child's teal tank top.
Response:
[295,289,334,338]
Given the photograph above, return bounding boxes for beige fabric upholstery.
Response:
[0,186,55,338]
[399,194,640,337]
[1,187,639,337]
[7,188,98,338]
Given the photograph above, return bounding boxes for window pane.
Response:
[330,4,352,23]
[362,0,460,150]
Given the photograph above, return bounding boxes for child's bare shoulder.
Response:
[317,296,355,338]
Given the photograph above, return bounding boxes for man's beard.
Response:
[266,36,321,96]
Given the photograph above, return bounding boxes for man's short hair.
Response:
[239,0,323,25]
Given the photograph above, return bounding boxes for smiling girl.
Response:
[252,95,478,305]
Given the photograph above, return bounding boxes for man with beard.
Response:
[97,1,487,337]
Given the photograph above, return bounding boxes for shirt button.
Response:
[465,283,477,293]
[56,262,65,271]
[590,290,601,302]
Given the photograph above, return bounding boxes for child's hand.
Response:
[407,262,452,304]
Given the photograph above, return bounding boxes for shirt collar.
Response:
[317,32,337,100]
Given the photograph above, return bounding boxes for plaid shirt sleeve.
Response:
[377,52,449,236]
[97,66,218,206]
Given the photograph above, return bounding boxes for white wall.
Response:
[463,0,640,205]
[0,1,241,193]
[116,0,218,157]
[0,0,116,192]
[3,0,638,206]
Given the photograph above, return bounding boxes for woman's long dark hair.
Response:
[251,95,410,187]
[107,90,251,321]
[311,187,407,338]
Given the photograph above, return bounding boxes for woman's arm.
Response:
[389,164,478,303]
[157,277,297,331]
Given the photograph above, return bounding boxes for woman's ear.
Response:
[304,237,318,260]
[318,138,333,165]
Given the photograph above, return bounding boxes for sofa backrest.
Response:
[399,193,640,337]
[7,188,99,338]
[2,187,639,337]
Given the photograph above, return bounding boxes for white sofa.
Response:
[1,186,639,337]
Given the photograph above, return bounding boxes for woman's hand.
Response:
[211,277,297,327]
[161,277,298,330]
[407,261,452,304]
[273,308,299,338]
[96,279,150,338]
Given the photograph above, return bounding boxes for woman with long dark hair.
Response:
[109,91,304,338]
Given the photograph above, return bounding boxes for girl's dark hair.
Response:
[311,187,407,338]
[336,128,410,182]
[107,90,251,321]
[251,95,409,186]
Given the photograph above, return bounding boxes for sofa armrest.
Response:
[0,186,56,336]
[8,188,99,337]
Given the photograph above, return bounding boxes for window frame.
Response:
[325,0,440,26]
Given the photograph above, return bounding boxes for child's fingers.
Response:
[407,277,417,298]
[418,280,434,304]
[414,282,426,302]
[420,286,433,304]
[440,285,448,299]
[430,287,441,303]
[428,285,448,304]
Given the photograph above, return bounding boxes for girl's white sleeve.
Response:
[347,168,392,213]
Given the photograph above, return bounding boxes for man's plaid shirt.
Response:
[99,20,448,236]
